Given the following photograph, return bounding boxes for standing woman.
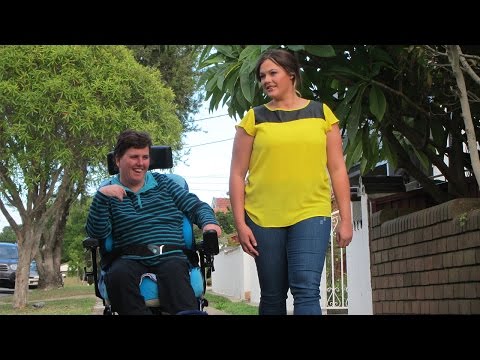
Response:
[229,48,353,315]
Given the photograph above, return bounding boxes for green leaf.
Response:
[342,82,364,104]
[224,62,241,80]
[239,53,258,76]
[430,118,447,151]
[365,131,380,172]
[235,83,250,112]
[205,73,219,93]
[215,65,228,90]
[346,131,363,170]
[412,146,431,172]
[239,45,261,61]
[360,157,368,175]
[370,47,395,66]
[345,86,365,143]
[381,140,398,169]
[369,84,386,121]
[305,45,336,58]
[198,45,213,64]
[323,65,364,78]
[224,64,240,95]
[335,82,367,128]
[200,54,226,67]
[361,126,371,165]
[214,45,237,59]
[285,45,305,52]
[330,79,339,90]
[240,71,255,103]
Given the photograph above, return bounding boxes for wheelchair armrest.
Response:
[83,237,99,250]
[82,237,102,299]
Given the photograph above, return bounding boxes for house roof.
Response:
[212,197,231,213]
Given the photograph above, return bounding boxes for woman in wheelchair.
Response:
[85,129,222,315]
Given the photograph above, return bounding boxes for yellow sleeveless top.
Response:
[237,100,339,227]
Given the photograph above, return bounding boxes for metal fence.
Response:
[324,210,348,312]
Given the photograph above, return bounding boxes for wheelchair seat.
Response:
[83,146,219,315]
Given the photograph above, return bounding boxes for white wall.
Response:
[346,195,373,314]
[211,246,244,299]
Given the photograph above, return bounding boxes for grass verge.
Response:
[0,297,96,315]
[204,291,258,315]
[0,277,96,315]
[0,278,258,315]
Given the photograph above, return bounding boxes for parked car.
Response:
[29,261,39,288]
[0,242,18,289]
[0,242,39,289]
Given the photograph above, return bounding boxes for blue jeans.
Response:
[246,214,331,315]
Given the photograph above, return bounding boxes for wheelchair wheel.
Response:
[201,298,209,308]
[103,305,114,315]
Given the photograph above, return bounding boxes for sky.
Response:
[0,103,237,230]
[172,104,236,205]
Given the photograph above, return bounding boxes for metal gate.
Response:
[323,210,348,313]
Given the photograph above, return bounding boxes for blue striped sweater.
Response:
[85,172,218,265]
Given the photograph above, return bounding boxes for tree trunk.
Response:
[38,202,72,289]
[13,223,43,309]
[447,45,480,192]
[38,170,80,289]
[448,114,469,197]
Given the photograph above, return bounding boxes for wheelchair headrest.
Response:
[107,145,173,175]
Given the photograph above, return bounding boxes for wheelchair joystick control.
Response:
[199,229,219,271]
[202,229,219,255]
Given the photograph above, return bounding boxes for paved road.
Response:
[0,287,14,298]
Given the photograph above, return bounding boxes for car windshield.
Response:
[0,245,18,259]
[30,261,38,272]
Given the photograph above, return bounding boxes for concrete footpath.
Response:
[204,305,228,315]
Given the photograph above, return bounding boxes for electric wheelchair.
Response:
[83,145,219,315]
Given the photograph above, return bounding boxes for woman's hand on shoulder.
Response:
[99,184,126,201]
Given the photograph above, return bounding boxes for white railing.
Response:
[325,210,348,311]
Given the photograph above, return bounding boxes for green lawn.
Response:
[0,297,96,315]
[0,277,96,315]
[204,291,258,315]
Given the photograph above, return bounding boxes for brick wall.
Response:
[370,198,480,314]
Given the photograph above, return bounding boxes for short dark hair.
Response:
[114,129,152,161]
[255,48,302,91]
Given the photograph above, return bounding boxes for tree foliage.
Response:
[62,196,92,278]
[198,45,480,204]
[215,209,235,235]
[127,45,205,133]
[0,226,16,243]
[0,45,182,308]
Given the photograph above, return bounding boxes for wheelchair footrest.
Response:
[176,310,208,315]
